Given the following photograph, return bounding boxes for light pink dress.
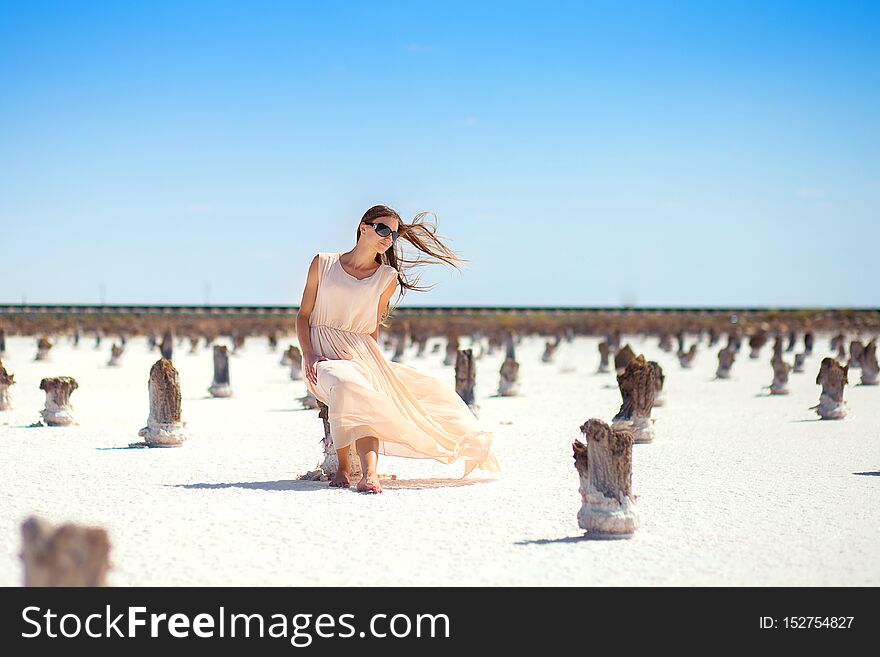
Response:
[302,251,500,477]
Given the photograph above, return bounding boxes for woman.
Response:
[296,205,500,493]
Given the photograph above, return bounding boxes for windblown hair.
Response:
[356,205,468,327]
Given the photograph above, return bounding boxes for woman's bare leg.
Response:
[329,446,351,488]
[355,436,382,493]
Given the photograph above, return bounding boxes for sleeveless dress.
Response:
[302,251,500,478]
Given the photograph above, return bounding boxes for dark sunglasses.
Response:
[366,221,399,242]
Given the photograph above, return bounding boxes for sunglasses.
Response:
[366,221,400,242]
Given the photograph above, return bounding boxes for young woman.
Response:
[296,205,500,493]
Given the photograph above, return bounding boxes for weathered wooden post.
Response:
[443,333,459,366]
[281,345,295,366]
[611,354,655,444]
[0,359,14,410]
[648,360,665,406]
[678,344,697,369]
[614,344,636,375]
[455,348,478,415]
[137,358,187,446]
[597,341,611,373]
[541,335,560,363]
[573,418,637,538]
[39,376,78,426]
[20,516,111,587]
[0,326,6,357]
[804,332,814,355]
[498,332,520,396]
[188,336,199,354]
[391,331,406,363]
[716,347,735,379]
[208,345,232,397]
[848,340,864,370]
[811,357,848,420]
[785,329,797,352]
[160,330,173,360]
[859,339,878,385]
[35,336,53,361]
[301,400,362,481]
[289,346,303,380]
[107,343,124,367]
[268,333,278,351]
[793,351,807,373]
[658,333,673,352]
[748,332,767,359]
[769,357,792,395]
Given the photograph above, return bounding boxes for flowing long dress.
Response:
[302,251,500,477]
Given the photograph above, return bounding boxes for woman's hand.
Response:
[306,355,330,387]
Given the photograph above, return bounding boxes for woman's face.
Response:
[363,216,400,252]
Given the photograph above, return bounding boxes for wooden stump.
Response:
[541,336,560,363]
[793,352,807,373]
[0,326,6,356]
[232,333,245,354]
[812,357,848,420]
[391,332,406,363]
[772,336,784,361]
[648,360,665,407]
[573,418,637,538]
[455,348,478,414]
[268,333,278,351]
[597,341,611,373]
[414,335,428,358]
[748,332,767,359]
[498,356,520,396]
[708,327,719,347]
[138,358,187,446]
[848,340,864,370]
[20,516,111,587]
[39,376,78,426]
[280,344,295,366]
[107,343,124,367]
[830,333,845,352]
[160,329,173,360]
[785,330,797,352]
[658,333,673,352]
[678,344,697,368]
[94,330,102,349]
[297,389,320,409]
[0,359,14,410]
[35,336,53,361]
[769,357,792,395]
[716,347,735,379]
[860,339,879,385]
[614,344,636,375]
[611,354,655,443]
[188,336,199,354]
[301,400,362,480]
[208,345,233,397]
[804,332,814,355]
[289,346,303,380]
[443,334,459,366]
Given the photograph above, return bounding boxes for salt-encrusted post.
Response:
[678,344,697,369]
[541,336,560,363]
[749,332,767,359]
[597,341,611,373]
[107,343,124,367]
[716,348,735,379]
[649,360,665,406]
[614,344,636,375]
[769,357,792,395]
[804,332,814,355]
[573,418,638,538]
[188,336,199,354]
[786,330,797,352]
[443,333,459,366]
[793,352,807,373]
[35,336,53,361]
[848,340,864,370]
[497,332,519,396]
[0,359,14,410]
[708,327,719,347]
[20,516,111,587]
[289,346,303,380]
[811,357,848,420]
[658,333,673,352]
[455,348,478,414]
[39,376,78,426]
[301,400,361,480]
[160,330,174,360]
[611,354,655,444]
[0,326,6,356]
[138,358,187,446]
[208,345,233,397]
[860,339,879,385]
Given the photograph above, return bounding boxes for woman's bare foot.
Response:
[329,470,351,488]
[356,472,382,494]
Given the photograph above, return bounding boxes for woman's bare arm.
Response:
[295,255,320,359]
[371,276,398,343]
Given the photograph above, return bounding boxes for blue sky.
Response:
[1,0,877,307]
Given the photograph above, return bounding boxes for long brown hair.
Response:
[356,205,467,326]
